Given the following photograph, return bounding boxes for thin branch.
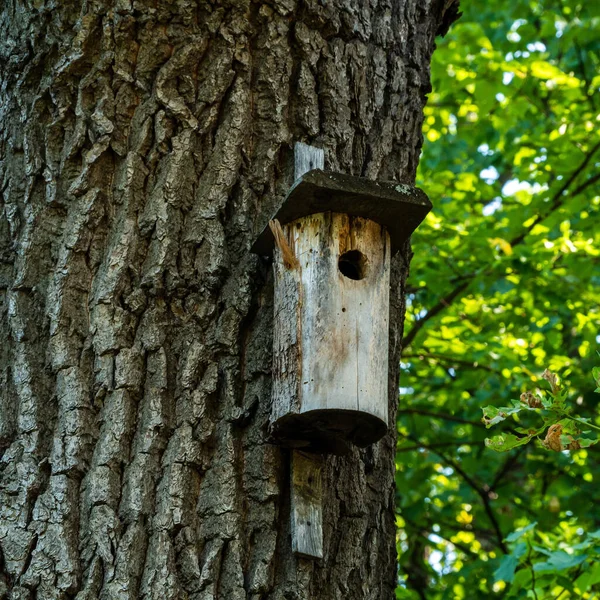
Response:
[510,139,600,247]
[397,408,486,428]
[573,38,597,111]
[555,564,585,600]
[403,351,501,374]
[402,281,470,349]
[430,516,498,540]
[491,445,528,489]
[403,434,508,553]
[400,514,480,559]
[402,139,600,350]
[527,543,540,600]
[397,440,486,452]
[570,170,600,198]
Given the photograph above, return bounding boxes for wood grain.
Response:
[294,142,325,181]
[271,212,390,454]
[291,451,324,559]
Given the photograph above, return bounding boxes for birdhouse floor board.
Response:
[271,409,387,455]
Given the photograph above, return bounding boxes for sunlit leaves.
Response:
[492,523,600,597]
[482,369,600,452]
[593,367,600,392]
[396,0,600,597]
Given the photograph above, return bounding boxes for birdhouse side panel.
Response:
[355,236,390,426]
[271,244,303,424]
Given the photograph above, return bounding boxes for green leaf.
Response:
[507,568,532,596]
[481,402,525,428]
[494,554,520,584]
[575,562,600,594]
[574,436,598,448]
[506,522,537,543]
[533,551,587,572]
[551,388,569,410]
[485,433,532,452]
[593,367,600,393]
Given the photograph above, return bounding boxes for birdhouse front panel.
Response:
[270,211,390,454]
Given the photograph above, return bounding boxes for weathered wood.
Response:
[271,230,303,428]
[294,142,325,181]
[291,451,324,559]
[288,144,326,561]
[269,143,324,452]
[271,212,391,454]
[252,169,431,256]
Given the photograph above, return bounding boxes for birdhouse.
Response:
[252,156,431,455]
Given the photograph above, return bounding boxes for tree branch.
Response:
[401,514,480,559]
[510,139,600,247]
[402,351,500,374]
[401,281,470,349]
[403,434,508,553]
[491,445,527,490]
[397,440,486,452]
[402,138,600,350]
[397,408,486,427]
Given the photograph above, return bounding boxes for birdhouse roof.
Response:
[251,169,432,256]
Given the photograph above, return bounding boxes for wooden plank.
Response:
[291,451,324,559]
[270,221,303,429]
[294,141,324,180]
[251,169,431,256]
[270,142,321,432]
[289,144,325,561]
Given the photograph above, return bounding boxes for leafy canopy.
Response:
[396,1,600,598]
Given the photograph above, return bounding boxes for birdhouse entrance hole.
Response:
[338,249,368,281]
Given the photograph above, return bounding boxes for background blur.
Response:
[396,1,600,597]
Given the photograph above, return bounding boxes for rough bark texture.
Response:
[0,1,455,599]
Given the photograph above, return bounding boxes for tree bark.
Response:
[0,1,456,599]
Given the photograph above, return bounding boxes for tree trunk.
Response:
[0,1,455,598]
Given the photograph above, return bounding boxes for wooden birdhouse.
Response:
[252,145,431,456]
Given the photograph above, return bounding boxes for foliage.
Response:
[493,521,600,598]
[483,367,600,452]
[396,0,600,597]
